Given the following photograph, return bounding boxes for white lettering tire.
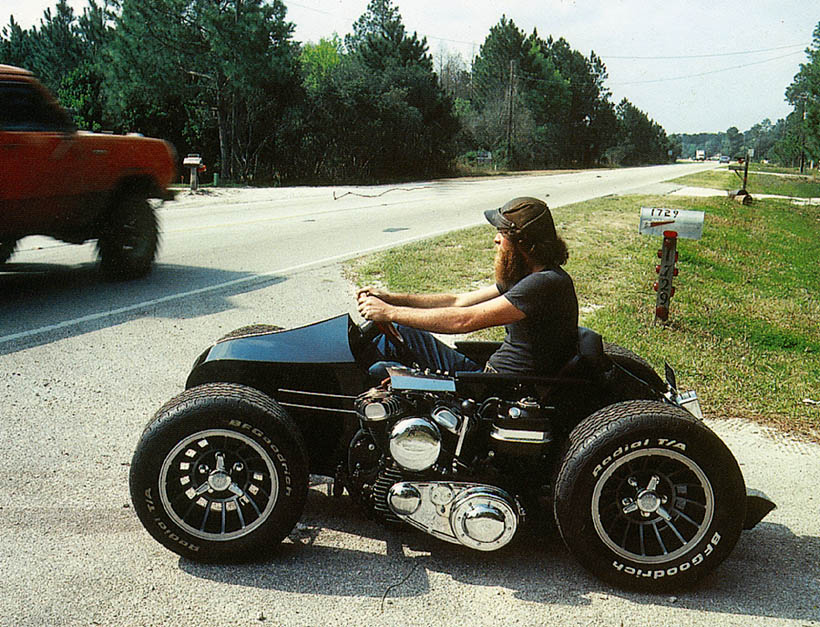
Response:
[129,383,308,561]
[553,400,746,591]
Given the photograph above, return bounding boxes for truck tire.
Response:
[553,400,746,591]
[98,193,159,280]
[0,239,17,264]
[129,383,309,562]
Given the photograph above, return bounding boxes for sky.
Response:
[3,0,817,135]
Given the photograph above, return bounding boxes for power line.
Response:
[282,2,809,66]
[283,1,337,17]
[421,34,810,63]
[510,47,804,91]
[609,50,805,86]
[601,42,809,60]
[426,34,479,47]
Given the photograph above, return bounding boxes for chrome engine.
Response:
[388,482,518,550]
[348,372,549,552]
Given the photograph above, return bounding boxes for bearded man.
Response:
[357,197,578,377]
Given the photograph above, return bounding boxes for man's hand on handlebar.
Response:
[357,289,394,323]
[356,286,392,302]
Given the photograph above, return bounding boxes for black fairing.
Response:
[186,315,370,391]
[185,315,371,475]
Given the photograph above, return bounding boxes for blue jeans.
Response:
[369,324,480,380]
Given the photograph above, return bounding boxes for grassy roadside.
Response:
[671,168,820,198]
[749,162,817,176]
[347,193,820,441]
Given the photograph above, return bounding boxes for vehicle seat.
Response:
[555,326,606,379]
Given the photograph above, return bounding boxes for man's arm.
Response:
[358,293,524,334]
[357,284,499,309]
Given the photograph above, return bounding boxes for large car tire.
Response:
[604,342,666,396]
[98,193,159,280]
[0,239,17,264]
[129,383,309,562]
[553,400,746,591]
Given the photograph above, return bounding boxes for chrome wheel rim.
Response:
[159,429,278,541]
[591,448,714,564]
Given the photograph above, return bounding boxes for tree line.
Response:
[675,25,820,170]
[0,0,731,183]
[674,117,813,167]
[783,22,820,171]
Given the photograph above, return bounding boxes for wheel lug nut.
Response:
[199,464,209,474]
[628,477,638,488]
[233,462,244,473]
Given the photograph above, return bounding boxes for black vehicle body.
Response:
[131,314,775,592]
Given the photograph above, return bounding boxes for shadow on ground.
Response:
[179,484,819,622]
[0,261,286,355]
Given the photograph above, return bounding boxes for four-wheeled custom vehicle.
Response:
[130,315,775,591]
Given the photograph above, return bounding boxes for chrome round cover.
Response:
[450,487,518,551]
[389,418,441,472]
[387,482,422,516]
[463,504,506,543]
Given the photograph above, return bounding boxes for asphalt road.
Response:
[1,164,818,626]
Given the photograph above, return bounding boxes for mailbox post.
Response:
[654,231,678,323]
[183,154,203,191]
[639,207,705,324]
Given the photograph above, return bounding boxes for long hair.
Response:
[512,234,569,268]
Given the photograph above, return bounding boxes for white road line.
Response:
[0,223,482,347]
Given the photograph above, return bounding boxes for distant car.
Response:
[719,155,730,163]
[0,64,177,279]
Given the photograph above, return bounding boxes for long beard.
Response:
[494,245,528,290]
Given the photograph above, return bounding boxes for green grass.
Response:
[671,168,820,198]
[749,162,814,176]
[347,193,820,440]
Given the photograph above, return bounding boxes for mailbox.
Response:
[183,154,203,191]
[639,207,704,240]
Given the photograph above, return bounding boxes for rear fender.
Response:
[744,489,776,530]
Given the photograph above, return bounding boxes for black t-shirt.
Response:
[487,267,578,375]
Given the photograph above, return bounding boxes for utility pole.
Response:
[507,59,514,166]
[800,95,807,174]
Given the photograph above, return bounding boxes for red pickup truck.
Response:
[0,65,177,279]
